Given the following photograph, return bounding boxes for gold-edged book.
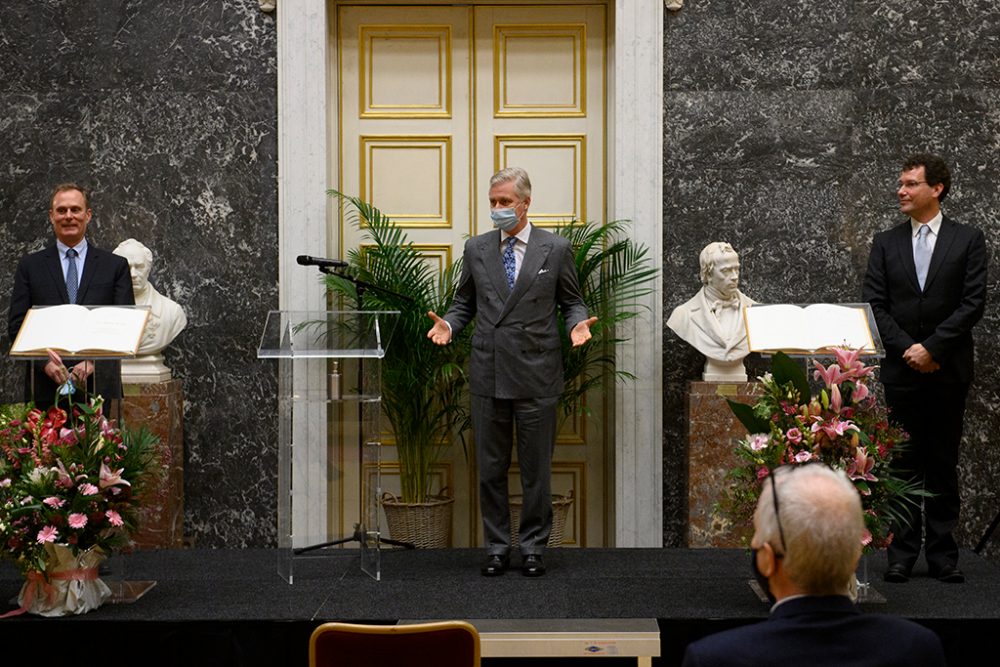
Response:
[744,303,876,355]
[10,305,150,357]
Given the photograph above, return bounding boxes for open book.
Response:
[10,305,149,357]
[744,303,876,354]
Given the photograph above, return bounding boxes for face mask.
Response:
[750,548,776,604]
[490,206,520,232]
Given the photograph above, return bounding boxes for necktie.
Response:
[503,237,517,289]
[66,248,79,304]
[914,225,931,290]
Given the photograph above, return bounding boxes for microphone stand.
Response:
[295,265,415,554]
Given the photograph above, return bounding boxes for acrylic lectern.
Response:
[257,310,398,583]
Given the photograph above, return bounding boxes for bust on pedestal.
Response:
[113,239,187,548]
[113,239,188,383]
[667,242,756,382]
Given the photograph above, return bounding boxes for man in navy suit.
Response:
[863,154,988,584]
[8,184,134,408]
[682,464,945,667]
[427,167,595,577]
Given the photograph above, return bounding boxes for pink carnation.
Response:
[68,513,88,529]
[105,510,124,527]
[79,483,99,496]
[43,496,66,508]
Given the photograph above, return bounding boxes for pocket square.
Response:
[538,268,550,274]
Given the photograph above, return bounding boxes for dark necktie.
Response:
[914,225,931,290]
[503,237,517,289]
[66,248,79,304]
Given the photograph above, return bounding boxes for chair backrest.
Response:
[310,621,480,667]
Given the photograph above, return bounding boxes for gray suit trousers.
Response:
[472,394,559,556]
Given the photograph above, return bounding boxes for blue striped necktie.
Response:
[66,248,79,304]
[914,225,931,290]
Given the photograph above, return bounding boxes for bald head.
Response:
[754,464,863,596]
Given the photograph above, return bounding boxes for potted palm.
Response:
[325,191,471,548]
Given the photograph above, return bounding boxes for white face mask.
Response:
[490,206,520,232]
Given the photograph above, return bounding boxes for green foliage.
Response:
[325,191,471,503]
[553,219,659,418]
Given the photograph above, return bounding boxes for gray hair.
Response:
[490,167,532,200]
[754,464,863,595]
[699,242,737,285]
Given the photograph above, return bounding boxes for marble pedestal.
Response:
[122,379,185,549]
[686,380,761,548]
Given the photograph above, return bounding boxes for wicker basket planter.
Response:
[508,491,574,548]
[381,492,454,548]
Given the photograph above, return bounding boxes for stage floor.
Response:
[2,547,998,665]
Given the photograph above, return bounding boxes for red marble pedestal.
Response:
[686,380,761,548]
[122,379,185,549]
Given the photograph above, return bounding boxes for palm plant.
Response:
[325,191,471,504]
[554,219,659,419]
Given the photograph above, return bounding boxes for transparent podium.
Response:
[257,310,398,583]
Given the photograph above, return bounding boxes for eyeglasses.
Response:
[766,460,833,557]
[898,180,928,189]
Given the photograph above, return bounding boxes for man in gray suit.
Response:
[427,167,595,577]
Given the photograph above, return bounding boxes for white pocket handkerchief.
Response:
[538,268,550,274]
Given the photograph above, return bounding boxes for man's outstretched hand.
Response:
[570,316,599,347]
[426,311,452,346]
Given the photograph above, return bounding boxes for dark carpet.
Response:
[1,547,998,666]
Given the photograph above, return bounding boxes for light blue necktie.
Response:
[914,225,931,290]
[503,237,517,289]
[66,248,79,304]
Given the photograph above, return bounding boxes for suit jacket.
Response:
[682,595,945,667]
[8,242,135,405]
[862,216,987,386]
[444,226,588,399]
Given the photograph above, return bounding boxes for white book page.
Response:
[11,305,88,353]
[744,304,808,351]
[11,305,147,355]
[802,304,875,352]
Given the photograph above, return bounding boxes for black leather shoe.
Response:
[481,554,509,577]
[931,564,965,583]
[883,563,911,583]
[521,554,546,577]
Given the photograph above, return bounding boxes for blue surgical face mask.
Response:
[490,206,520,232]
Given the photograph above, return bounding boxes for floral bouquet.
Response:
[718,349,922,551]
[0,396,160,616]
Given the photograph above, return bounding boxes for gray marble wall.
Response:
[664,1,1000,560]
[0,1,278,547]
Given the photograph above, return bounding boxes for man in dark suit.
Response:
[682,464,945,667]
[863,154,988,584]
[427,167,595,577]
[8,183,134,408]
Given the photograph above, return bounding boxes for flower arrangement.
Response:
[719,349,922,550]
[0,396,160,578]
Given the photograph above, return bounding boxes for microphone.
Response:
[296,255,348,269]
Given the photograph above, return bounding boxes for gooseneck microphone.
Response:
[296,255,348,268]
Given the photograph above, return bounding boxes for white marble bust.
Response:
[667,242,756,382]
[114,239,188,383]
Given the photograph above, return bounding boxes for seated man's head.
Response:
[751,464,863,600]
[698,242,740,298]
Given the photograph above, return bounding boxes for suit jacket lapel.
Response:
[891,221,921,293]
[923,216,956,292]
[498,229,553,322]
[478,230,509,297]
[77,243,100,303]
[44,246,71,303]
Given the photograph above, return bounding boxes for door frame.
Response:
[275,0,663,547]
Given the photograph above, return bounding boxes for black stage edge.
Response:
[2,548,998,666]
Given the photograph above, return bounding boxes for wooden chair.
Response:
[309,621,480,667]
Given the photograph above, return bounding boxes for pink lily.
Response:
[99,463,131,490]
[832,348,876,380]
[813,361,847,387]
[810,417,859,439]
[853,381,870,402]
[846,448,878,482]
[830,384,843,413]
